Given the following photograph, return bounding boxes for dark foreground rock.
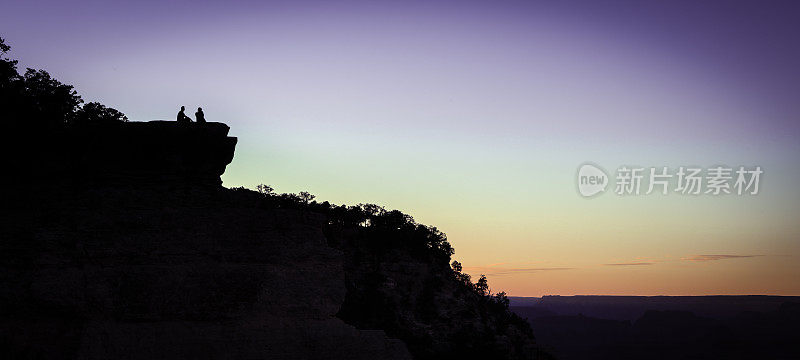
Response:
[0,121,411,359]
[10,121,237,188]
[1,121,544,359]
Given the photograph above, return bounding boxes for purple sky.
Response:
[3,0,800,295]
[5,0,800,141]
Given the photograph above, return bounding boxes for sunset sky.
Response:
[4,0,799,296]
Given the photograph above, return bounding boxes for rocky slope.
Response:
[0,121,544,359]
[1,121,410,359]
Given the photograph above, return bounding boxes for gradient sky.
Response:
[4,0,799,296]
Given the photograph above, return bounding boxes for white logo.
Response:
[578,163,763,198]
[577,163,608,197]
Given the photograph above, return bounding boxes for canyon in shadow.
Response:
[511,295,800,360]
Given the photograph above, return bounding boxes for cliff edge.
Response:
[10,121,237,189]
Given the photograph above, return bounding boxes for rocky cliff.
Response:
[10,121,237,188]
[0,121,544,359]
[0,121,411,359]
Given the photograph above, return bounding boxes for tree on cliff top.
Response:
[0,36,127,129]
[74,102,128,124]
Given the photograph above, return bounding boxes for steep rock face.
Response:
[11,121,237,188]
[0,122,410,359]
[328,229,544,360]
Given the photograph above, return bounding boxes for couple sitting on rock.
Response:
[177,106,206,123]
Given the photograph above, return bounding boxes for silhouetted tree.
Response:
[21,69,82,128]
[0,36,126,130]
[451,260,463,273]
[476,274,489,296]
[0,37,9,54]
[256,184,274,195]
[74,102,128,124]
[1,37,25,126]
[299,191,315,204]
[493,291,510,308]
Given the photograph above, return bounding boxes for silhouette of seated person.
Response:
[195,107,206,123]
[177,106,192,123]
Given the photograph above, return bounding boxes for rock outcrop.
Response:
[11,121,237,188]
[0,121,411,359]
